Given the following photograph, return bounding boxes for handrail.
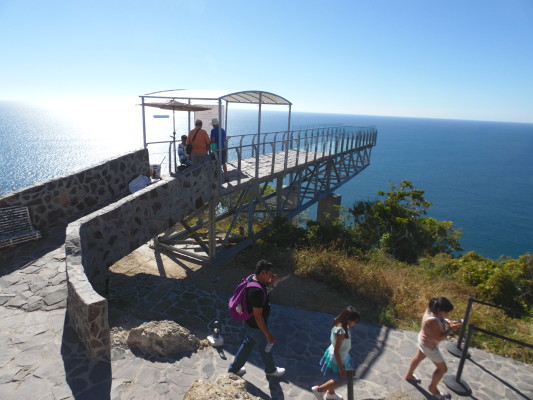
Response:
[444,322,533,397]
[446,296,520,358]
[145,125,378,180]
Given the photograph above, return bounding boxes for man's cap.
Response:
[212,118,219,126]
[195,119,202,126]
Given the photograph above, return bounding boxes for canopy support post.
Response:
[258,92,263,153]
[287,104,292,134]
[141,96,147,148]
[218,99,223,187]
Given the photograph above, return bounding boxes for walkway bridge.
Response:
[151,124,378,263]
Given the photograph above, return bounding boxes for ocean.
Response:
[1,101,532,260]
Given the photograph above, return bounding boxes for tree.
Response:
[349,180,462,263]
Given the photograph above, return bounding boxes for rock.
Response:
[183,373,261,400]
[126,320,201,357]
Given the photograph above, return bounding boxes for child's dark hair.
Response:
[255,259,273,275]
[333,306,360,338]
[428,297,454,313]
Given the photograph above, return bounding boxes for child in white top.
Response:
[405,297,462,400]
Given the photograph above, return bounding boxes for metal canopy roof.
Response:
[142,89,292,106]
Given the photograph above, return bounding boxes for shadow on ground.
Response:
[105,268,388,400]
[61,313,112,400]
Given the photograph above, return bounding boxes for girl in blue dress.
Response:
[311,306,360,400]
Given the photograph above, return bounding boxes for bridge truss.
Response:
[152,126,377,263]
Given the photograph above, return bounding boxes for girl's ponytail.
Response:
[428,297,454,313]
[428,298,438,312]
[333,306,361,338]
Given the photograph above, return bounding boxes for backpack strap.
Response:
[246,274,267,305]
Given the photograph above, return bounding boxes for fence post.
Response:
[444,323,473,396]
[447,297,473,358]
[346,368,355,400]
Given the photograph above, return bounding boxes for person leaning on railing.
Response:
[405,297,463,400]
[187,119,211,165]
[210,118,228,182]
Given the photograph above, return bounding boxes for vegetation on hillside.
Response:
[257,180,532,363]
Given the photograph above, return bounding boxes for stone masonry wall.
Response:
[65,161,218,359]
[0,149,150,231]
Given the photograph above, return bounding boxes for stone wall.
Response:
[0,149,150,231]
[65,162,218,359]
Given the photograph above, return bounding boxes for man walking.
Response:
[228,260,286,378]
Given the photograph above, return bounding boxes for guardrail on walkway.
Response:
[444,296,533,397]
[229,126,377,180]
[446,296,524,358]
[444,322,533,396]
[146,125,378,183]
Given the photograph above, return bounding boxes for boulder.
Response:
[126,320,200,357]
[184,373,261,400]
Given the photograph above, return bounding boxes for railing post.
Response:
[284,132,290,170]
[254,143,259,179]
[447,297,473,358]
[444,324,473,396]
[346,368,355,400]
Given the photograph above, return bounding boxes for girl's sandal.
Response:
[405,374,421,383]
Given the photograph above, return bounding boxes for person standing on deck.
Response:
[187,120,210,165]
[210,118,228,182]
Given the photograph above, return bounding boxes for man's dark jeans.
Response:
[228,323,275,374]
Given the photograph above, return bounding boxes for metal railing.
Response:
[446,296,522,358]
[444,322,533,396]
[146,125,377,183]
[444,297,533,397]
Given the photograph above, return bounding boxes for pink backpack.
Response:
[228,274,267,322]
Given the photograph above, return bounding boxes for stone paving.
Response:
[1,237,532,400]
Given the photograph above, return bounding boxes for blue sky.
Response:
[1,0,532,123]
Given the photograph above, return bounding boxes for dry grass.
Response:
[110,241,532,364]
[282,246,532,364]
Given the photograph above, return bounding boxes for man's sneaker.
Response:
[311,385,324,399]
[265,367,285,377]
[229,367,246,377]
[325,391,343,400]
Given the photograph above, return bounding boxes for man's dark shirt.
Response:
[245,276,270,329]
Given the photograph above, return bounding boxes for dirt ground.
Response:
[109,241,359,317]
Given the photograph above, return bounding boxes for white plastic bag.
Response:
[128,175,151,193]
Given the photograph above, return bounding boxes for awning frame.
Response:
[139,89,293,150]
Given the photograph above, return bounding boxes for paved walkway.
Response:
[1,235,532,400]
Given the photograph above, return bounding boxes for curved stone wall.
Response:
[0,149,150,230]
[65,162,218,359]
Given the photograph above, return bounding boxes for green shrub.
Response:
[348,180,462,263]
[260,216,307,248]
[450,252,533,313]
